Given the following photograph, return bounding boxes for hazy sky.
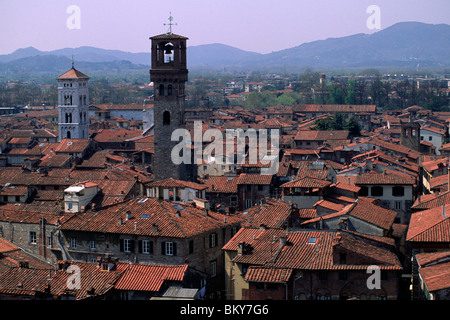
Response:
[1,0,449,55]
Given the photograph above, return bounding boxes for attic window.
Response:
[308,237,317,244]
[172,205,184,210]
[140,214,150,219]
[138,198,148,203]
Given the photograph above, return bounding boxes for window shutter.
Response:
[150,241,154,254]
[138,240,142,253]
[130,240,135,253]
[161,241,166,255]
[173,242,177,256]
[120,239,124,252]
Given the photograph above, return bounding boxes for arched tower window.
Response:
[164,42,174,63]
[168,84,173,96]
[163,111,171,126]
[66,131,71,139]
[159,84,165,96]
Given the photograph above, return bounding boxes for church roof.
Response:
[150,32,188,40]
[57,67,89,80]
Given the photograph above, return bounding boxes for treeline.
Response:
[0,80,153,107]
[239,71,449,111]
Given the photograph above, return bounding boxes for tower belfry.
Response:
[150,16,190,181]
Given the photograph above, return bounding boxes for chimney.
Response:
[237,242,246,256]
[152,224,159,233]
[279,237,287,249]
[126,211,132,221]
[118,218,123,226]
[203,208,209,216]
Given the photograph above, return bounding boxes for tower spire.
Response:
[72,55,74,68]
[164,12,177,34]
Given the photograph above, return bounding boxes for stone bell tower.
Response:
[150,16,189,181]
[57,62,90,141]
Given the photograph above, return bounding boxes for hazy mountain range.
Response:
[1,22,449,80]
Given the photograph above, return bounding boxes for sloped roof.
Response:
[407,205,450,243]
[354,172,415,185]
[57,67,89,80]
[239,198,293,229]
[415,251,450,292]
[280,176,332,189]
[245,267,292,283]
[150,33,188,40]
[302,199,397,231]
[114,264,188,292]
[203,176,239,193]
[146,178,207,190]
[225,228,402,271]
[60,197,243,238]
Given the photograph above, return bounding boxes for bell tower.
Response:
[57,63,90,142]
[150,16,189,181]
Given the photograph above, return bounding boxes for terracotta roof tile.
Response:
[60,197,243,238]
[280,176,331,189]
[354,172,415,185]
[245,267,292,283]
[237,174,273,185]
[114,264,187,292]
[239,198,293,229]
[407,205,450,243]
[226,228,402,271]
[203,176,239,193]
[57,67,89,79]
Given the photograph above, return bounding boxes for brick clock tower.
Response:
[150,18,191,181]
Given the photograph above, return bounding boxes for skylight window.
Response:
[172,205,184,210]
[137,198,148,203]
[140,214,150,219]
[308,237,317,244]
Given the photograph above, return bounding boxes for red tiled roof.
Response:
[60,197,243,238]
[203,176,239,193]
[354,172,415,185]
[280,176,331,189]
[239,198,293,229]
[0,237,19,254]
[407,205,450,243]
[412,191,450,210]
[245,267,292,283]
[57,67,89,79]
[237,174,273,185]
[226,228,402,271]
[146,178,207,190]
[55,139,90,153]
[294,104,376,113]
[114,264,188,292]
[0,185,28,196]
[294,130,349,141]
[303,199,397,231]
[93,129,143,143]
[416,251,450,292]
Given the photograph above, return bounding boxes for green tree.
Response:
[345,80,357,104]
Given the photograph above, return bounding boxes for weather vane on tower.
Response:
[164,12,177,34]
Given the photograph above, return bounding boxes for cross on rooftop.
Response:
[164,13,177,34]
